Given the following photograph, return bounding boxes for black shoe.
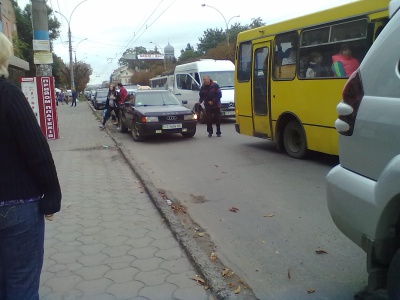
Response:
[217,133,221,137]
[208,133,212,137]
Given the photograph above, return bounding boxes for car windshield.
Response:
[135,92,180,106]
[200,71,234,88]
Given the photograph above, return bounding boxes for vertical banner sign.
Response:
[20,77,59,140]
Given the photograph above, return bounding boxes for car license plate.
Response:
[162,123,182,129]
[224,111,235,115]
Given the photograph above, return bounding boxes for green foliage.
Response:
[197,28,225,54]
[12,1,61,76]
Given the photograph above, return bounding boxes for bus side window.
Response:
[273,31,298,80]
[238,42,252,81]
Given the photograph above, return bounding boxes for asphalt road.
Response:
[105,115,368,300]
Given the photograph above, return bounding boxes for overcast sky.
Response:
[17,0,355,85]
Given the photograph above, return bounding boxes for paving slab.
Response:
[40,101,212,300]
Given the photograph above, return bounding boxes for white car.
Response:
[326,1,400,297]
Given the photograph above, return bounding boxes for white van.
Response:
[326,0,400,296]
[172,59,235,123]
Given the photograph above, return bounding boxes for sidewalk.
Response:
[40,100,212,299]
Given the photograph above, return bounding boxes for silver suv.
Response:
[326,1,400,298]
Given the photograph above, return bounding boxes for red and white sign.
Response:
[20,77,59,140]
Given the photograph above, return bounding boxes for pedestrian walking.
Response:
[198,75,222,137]
[57,89,65,105]
[0,32,62,300]
[99,84,118,130]
[70,88,77,107]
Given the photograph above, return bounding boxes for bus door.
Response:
[252,42,272,138]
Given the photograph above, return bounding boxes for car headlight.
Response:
[141,116,159,122]
[184,114,197,120]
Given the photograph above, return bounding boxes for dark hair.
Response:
[309,51,322,62]
[117,83,123,87]
[340,44,350,52]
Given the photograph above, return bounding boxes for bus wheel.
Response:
[387,248,400,299]
[283,121,307,159]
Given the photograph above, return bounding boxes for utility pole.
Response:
[31,0,52,76]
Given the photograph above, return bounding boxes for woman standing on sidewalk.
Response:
[0,32,62,299]
[99,84,118,129]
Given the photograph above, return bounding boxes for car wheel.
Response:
[119,114,128,133]
[182,131,196,138]
[387,248,400,299]
[131,122,143,142]
[283,120,308,159]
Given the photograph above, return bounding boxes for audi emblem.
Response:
[166,116,177,121]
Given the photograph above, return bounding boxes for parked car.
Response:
[326,0,400,297]
[93,89,108,110]
[90,90,96,105]
[84,90,91,100]
[118,90,197,141]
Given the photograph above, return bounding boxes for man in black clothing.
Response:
[198,75,222,137]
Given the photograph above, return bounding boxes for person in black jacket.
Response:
[0,32,62,299]
[198,75,222,137]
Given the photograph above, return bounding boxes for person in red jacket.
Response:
[114,83,128,126]
[331,44,360,77]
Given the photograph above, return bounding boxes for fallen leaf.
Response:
[198,232,205,237]
[222,268,230,276]
[229,207,239,213]
[315,250,328,254]
[221,268,235,277]
[210,252,217,261]
[234,285,241,294]
[191,275,205,285]
[263,214,275,217]
[288,268,291,279]
[307,288,315,294]
[228,283,234,288]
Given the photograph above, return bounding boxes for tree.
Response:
[249,17,265,29]
[178,43,202,64]
[118,46,151,71]
[197,28,225,55]
[55,60,92,92]
[12,1,61,76]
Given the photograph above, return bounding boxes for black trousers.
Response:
[102,106,118,125]
[205,107,221,135]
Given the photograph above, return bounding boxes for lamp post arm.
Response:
[69,0,88,24]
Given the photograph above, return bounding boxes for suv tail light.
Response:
[335,70,364,136]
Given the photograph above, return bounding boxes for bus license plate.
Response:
[162,123,182,129]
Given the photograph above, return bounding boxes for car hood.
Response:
[135,105,193,115]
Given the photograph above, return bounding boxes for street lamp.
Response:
[55,0,88,90]
[201,4,239,45]
[74,37,87,63]
[150,41,166,71]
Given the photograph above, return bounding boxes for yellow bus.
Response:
[234,0,389,158]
